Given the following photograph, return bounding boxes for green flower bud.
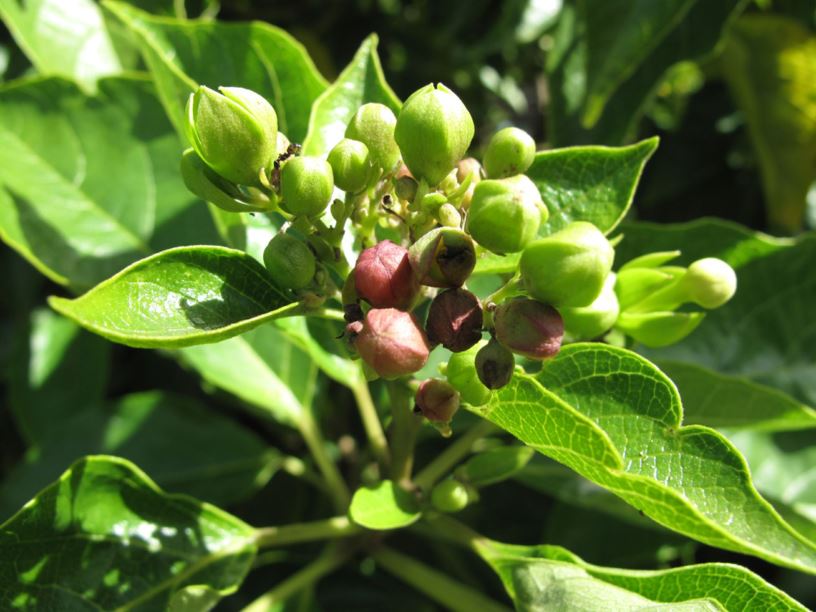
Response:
[446,341,491,406]
[328,138,372,193]
[475,337,515,390]
[409,227,476,288]
[682,258,737,309]
[483,127,536,178]
[185,85,277,187]
[560,273,620,340]
[346,103,401,171]
[430,479,470,513]
[520,221,615,307]
[280,156,334,217]
[395,83,475,186]
[466,175,545,254]
[263,233,316,290]
[180,148,273,213]
[616,311,705,348]
[437,203,462,228]
[494,298,563,360]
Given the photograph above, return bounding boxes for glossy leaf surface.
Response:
[349,480,421,530]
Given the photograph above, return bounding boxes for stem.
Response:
[482,274,523,328]
[173,0,187,19]
[242,544,354,612]
[299,417,350,511]
[352,377,391,468]
[387,380,421,486]
[414,420,497,491]
[254,516,362,549]
[305,307,347,323]
[372,546,510,612]
[422,514,490,553]
[280,455,331,495]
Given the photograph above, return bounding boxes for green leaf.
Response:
[656,360,816,431]
[7,308,110,446]
[48,245,299,348]
[0,0,122,91]
[349,480,421,530]
[0,76,217,291]
[457,446,534,488]
[468,343,816,574]
[473,139,657,275]
[548,0,747,145]
[720,15,816,232]
[0,391,279,518]
[476,539,808,611]
[103,1,327,143]
[0,455,256,610]
[302,34,400,156]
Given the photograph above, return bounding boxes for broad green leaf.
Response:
[721,15,816,233]
[469,344,816,574]
[0,76,217,290]
[548,0,747,145]
[0,0,122,91]
[7,308,110,446]
[657,360,816,431]
[0,455,256,610]
[473,139,658,275]
[349,480,421,530]
[48,246,299,348]
[457,446,534,488]
[103,1,327,143]
[302,34,400,157]
[476,539,808,611]
[0,391,279,518]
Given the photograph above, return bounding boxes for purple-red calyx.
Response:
[426,288,483,352]
[354,240,419,310]
[494,298,564,360]
[350,308,431,378]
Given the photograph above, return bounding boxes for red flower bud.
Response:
[354,240,419,310]
[426,289,483,352]
[475,338,515,390]
[415,378,460,424]
[494,298,564,360]
[352,308,431,378]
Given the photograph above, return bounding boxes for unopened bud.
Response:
[262,233,316,290]
[493,298,563,360]
[446,341,492,406]
[351,308,431,378]
[354,240,419,309]
[415,378,460,424]
[426,289,483,352]
[475,338,515,390]
[346,103,401,172]
[409,227,476,288]
[280,156,334,217]
[483,127,536,178]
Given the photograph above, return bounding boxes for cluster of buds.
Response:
[179,81,739,439]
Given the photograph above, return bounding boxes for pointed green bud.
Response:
[263,233,316,290]
[494,298,563,360]
[483,127,536,178]
[185,85,277,187]
[346,103,401,172]
[280,156,334,217]
[446,340,491,406]
[430,479,470,513]
[616,311,705,348]
[328,138,372,194]
[681,258,737,309]
[409,227,476,288]
[467,175,545,254]
[180,148,274,213]
[475,337,515,390]
[560,273,620,340]
[395,83,475,186]
[520,221,615,307]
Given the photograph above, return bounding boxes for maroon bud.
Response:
[344,303,364,323]
[415,378,460,424]
[352,308,431,378]
[475,338,514,390]
[354,240,419,309]
[494,298,564,360]
[409,227,476,288]
[426,289,483,352]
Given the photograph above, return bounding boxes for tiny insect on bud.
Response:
[426,288,483,352]
[354,240,419,309]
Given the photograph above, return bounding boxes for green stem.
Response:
[254,516,363,548]
[421,514,491,553]
[387,380,420,487]
[280,455,331,494]
[173,0,187,19]
[242,544,354,612]
[299,417,350,512]
[413,420,497,492]
[482,274,523,328]
[352,377,391,468]
[305,307,347,323]
[372,546,510,612]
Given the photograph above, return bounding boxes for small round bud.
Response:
[466,175,544,254]
[354,240,419,309]
[352,308,431,378]
[262,233,316,290]
[409,227,476,288]
[494,298,563,360]
[395,176,419,202]
[395,83,475,186]
[426,289,483,352]
[475,338,515,390]
[185,85,277,187]
[560,273,620,340]
[446,341,491,406]
[520,221,615,307]
[430,479,469,513]
[415,378,460,424]
[437,203,462,228]
[681,258,737,309]
[280,156,334,217]
[482,127,536,178]
[346,103,401,171]
[328,138,372,193]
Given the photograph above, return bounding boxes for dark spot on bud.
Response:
[426,289,483,352]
